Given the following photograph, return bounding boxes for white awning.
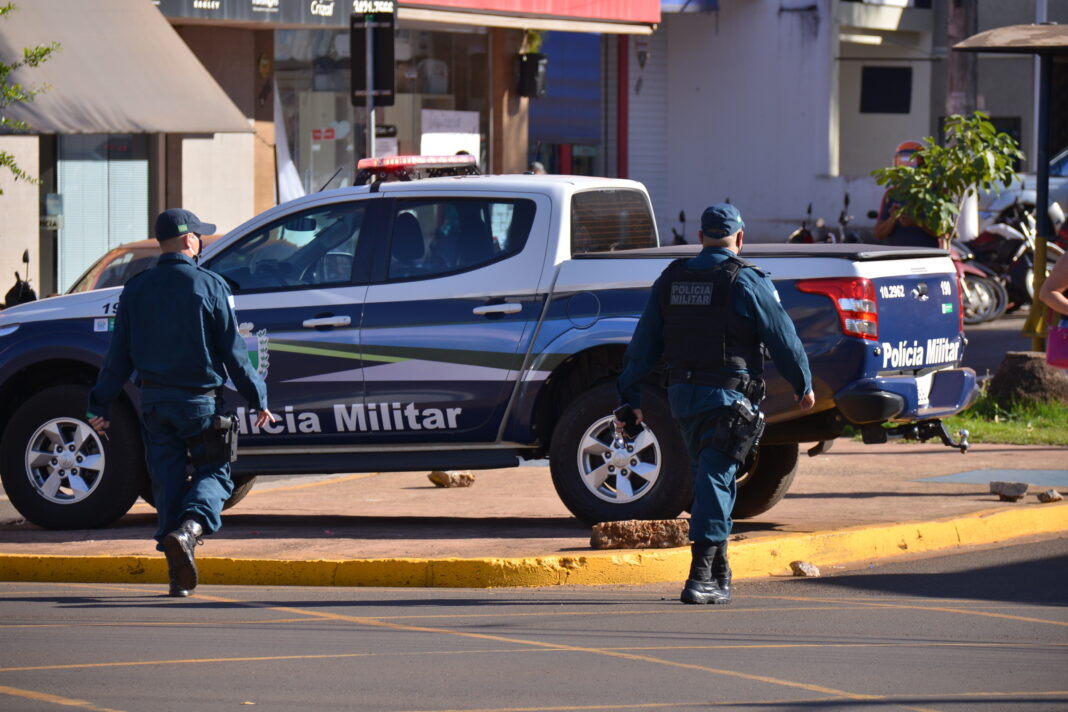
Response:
[399,7,656,35]
[0,0,251,134]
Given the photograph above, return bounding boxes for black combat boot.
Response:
[709,540,732,605]
[164,519,203,597]
[680,542,722,604]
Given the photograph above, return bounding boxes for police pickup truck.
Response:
[0,160,976,530]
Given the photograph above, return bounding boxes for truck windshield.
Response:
[570,189,658,255]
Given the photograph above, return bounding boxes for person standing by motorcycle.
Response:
[874,141,942,248]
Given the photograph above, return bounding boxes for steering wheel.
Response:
[251,259,293,287]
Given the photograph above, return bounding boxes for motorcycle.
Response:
[950,239,1008,325]
[3,250,36,309]
[786,203,819,244]
[966,201,1065,312]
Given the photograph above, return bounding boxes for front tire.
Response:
[549,383,692,524]
[0,385,146,529]
[732,443,799,519]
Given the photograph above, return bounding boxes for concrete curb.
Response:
[2,503,1066,588]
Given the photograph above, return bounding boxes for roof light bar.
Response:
[357,155,477,170]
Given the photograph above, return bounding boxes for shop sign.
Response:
[156,0,348,27]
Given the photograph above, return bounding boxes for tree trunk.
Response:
[945,0,978,118]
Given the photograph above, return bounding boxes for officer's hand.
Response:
[797,391,815,411]
[612,408,643,437]
[254,409,277,428]
[88,416,110,434]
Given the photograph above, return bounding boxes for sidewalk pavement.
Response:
[1,439,1066,588]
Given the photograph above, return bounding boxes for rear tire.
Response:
[549,383,692,524]
[732,443,799,519]
[0,385,146,529]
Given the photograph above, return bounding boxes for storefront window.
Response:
[275,27,488,196]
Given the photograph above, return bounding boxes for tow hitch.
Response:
[861,420,970,454]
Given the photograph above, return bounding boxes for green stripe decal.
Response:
[268,342,408,363]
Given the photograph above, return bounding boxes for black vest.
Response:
[658,256,764,379]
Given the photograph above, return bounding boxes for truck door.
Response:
[356,193,549,443]
[204,198,379,446]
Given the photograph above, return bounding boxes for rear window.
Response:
[570,189,657,255]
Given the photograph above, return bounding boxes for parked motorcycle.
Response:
[951,239,1008,325]
[966,201,1064,312]
[786,204,818,244]
[3,250,36,309]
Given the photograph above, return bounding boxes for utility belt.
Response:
[186,413,239,468]
[668,369,766,404]
[696,399,766,473]
[140,379,218,398]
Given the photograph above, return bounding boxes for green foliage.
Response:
[0,2,59,194]
[871,112,1024,240]
[945,391,1068,446]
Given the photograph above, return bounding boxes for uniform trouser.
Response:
[140,396,233,551]
[677,409,740,544]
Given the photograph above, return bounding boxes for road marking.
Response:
[0,684,126,712]
[379,700,845,712]
[0,617,313,629]
[189,593,938,712]
[757,594,1068,628]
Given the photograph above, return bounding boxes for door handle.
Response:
[472,303,522,316]
[302,315,351,328]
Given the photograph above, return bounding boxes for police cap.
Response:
[155,208,216,241]
[700,203,745,239]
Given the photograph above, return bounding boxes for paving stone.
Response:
[1037,489,1064,503]
[590,519,689,549]
[789,560,821,577]
[427,470,475,488]
[989,481,1029,501]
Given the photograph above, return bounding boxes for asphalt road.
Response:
[2,536,1065,712]
[961,309,1032,378]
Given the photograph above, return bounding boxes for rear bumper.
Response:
[834,367,979,424]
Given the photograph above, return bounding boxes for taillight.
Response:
[955,273,965,333]
[796,277,878,340]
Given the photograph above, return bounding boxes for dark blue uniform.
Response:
[617,246,811,542]
[88,252,267,549]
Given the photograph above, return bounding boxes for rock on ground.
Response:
[789,560,821,577]
[427,470,475,488]
[1037,489,1064,503]
[989,481,1029,501]
[590,519,689,549]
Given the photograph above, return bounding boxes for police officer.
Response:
[87,209,275,597]
[616,203,814,605]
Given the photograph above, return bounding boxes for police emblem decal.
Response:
[239,322,270,379]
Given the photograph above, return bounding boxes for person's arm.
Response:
[616,274,667,414]
[1039,256,1068,317]
[744,272,813,406]
[210,284,269,414]
[87,291,135,428]
[873,193,896,241]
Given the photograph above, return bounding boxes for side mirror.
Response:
[21,249,29,265]
[678,210,686,223]
[806,203,813,217]
[844,193,850,209]
[867,210,878,220]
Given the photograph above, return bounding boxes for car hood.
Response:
[0,288,120,326]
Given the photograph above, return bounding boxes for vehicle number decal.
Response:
[101,302,119,315]
[879,284,905,299]
[940,280,953,296]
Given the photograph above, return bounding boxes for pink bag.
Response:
[1048,314,1068,369]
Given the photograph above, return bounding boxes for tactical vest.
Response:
[658,256,764,382]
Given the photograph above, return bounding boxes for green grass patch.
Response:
[944,392,1068,446]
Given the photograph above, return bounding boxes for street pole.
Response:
[365,16,375,158]
[1032,52,1052,352]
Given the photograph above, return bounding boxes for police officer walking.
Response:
[616,204,814,605]
[88,209,275,597]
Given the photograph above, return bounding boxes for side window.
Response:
[387,197,535,281]
[570,189,657,255]
[207,203,365,291]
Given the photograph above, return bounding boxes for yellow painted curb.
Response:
[1,503,1065,588]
